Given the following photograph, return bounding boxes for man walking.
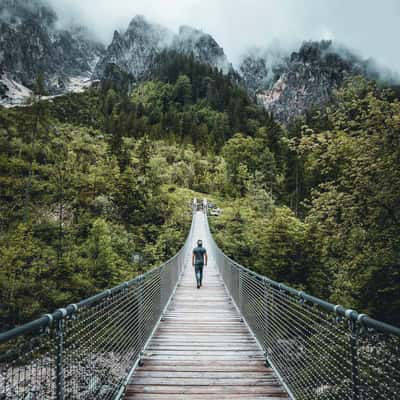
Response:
[192,239,208,289]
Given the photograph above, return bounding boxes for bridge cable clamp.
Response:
[357,313,367,324]
[334,305,343,323]
[58,308,68,318]
[68,304,79,319]
[345,309,356,319]
[42,314,54,334]
[357,313,368,335]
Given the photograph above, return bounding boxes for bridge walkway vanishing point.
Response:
[125,211,289,399]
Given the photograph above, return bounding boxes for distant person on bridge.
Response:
[192,239,208,289]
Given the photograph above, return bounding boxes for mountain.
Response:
[94,17,231,82]
[0,1,232,107]
[93,16,171,81]
[0,1,391,121]
[0,0,105,105]
[173,26,231,72]
[239,41,367,122]
[239,53,270,96]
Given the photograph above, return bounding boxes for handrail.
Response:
[0,251,185,344]
[205,208,400,400]
[211,246,400,337]
[0,210,195,400]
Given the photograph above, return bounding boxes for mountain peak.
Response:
[112,30,121,41]
[0,0,57,27]
[178,25,203,37]
[0,0,105,105]
[175,25,230,72]
[94,18,231,81]
[127,15,151,31]
[94,15,170,81]
[247,39,368,122]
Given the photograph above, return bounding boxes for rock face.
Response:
[239,41,366,122]
[0,3,232,106]
[173,26,231,72]
[0,0,105,105]
[239,54,270,96]
[93,16,171,81]
[0,2,384,118]
[95,18,231,80]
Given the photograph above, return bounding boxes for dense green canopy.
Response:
[1,53,399,329]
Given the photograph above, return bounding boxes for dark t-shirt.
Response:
[193,246,206,265]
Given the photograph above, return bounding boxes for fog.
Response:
[48,0,400,72]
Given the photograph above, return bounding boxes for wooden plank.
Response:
[130,378,281,386]
[126,385,288,395]
[142,355,265,361]
[126,395,289,400]
[143,347,262,354]
[147,346,260,351]
[132,371,276,378]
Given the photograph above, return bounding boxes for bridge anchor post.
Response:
[138,351,145,367]
[350,320,360,400]
[55,311,66,400]
[264,351,271,368]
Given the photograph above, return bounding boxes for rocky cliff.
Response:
[173,25,231,72]
[0,0,104,105]
[94,17,231,81]
[93,16,170,81]
[239,41,367,122]
[0,1,388,120]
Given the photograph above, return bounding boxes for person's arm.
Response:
[204,251,208,266]
[192,252,195,267]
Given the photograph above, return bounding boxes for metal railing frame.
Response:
[2,202,400,400]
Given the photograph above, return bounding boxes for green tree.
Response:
[301,77,400,323]
[173,75,192,107]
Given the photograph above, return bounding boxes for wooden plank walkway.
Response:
[125,212,289,399]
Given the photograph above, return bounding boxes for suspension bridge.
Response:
[0,203,399,399]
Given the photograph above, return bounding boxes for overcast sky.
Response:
[49,0,400,71]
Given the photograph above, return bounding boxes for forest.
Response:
[1,52,399,331]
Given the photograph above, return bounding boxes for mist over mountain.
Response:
[1,0,398,122]
[241,41,368,121]
[93,16,231,82]
[0,0,105,105]
[93,16,170,81]
[173,25,231,73]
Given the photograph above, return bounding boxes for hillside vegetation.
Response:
[1,53,399,329]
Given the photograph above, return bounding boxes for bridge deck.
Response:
[125,212,289,399]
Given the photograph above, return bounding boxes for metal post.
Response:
[263,280,271,367]
[238,269,242,311]
[138,278,145,367]
[350,321,360,400]
[56,318,65,400]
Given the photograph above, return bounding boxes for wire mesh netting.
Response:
[0,216,194,400]
[206,214,400,400]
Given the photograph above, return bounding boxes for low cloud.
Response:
[48,0,400,74]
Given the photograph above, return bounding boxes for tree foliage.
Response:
[1,66,399,332]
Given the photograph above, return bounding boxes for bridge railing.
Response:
[0,213,195,400]
[205,212,400,400]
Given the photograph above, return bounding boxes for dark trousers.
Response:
[195,264,204,285]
